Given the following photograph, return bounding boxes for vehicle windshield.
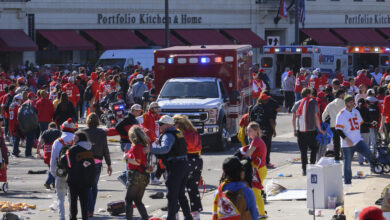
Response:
[96,59,126,69]
[160,81,219,99]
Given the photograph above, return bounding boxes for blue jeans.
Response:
[4,119,9,137]
[12,135,20,156]
[295,92,302,102]
[25,131,35,157]
[342,141,374,184]
[120,142,131,152]
[88,163,102,213]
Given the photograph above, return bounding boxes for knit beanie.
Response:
[61,118,76,133]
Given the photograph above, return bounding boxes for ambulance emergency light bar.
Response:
[263,46,314,54]
[347,46,390,53]
[156,56,234,64]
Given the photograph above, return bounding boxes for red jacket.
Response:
[0,79,11,98]
[8,103,19,136]
[183,129,202,154]
[354,74,372,88]
[142,111,160,142]
[62,83,80,107]
[36,98,55,122]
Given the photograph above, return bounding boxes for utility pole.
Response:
[294,0,299,45]
[165,0,170,48]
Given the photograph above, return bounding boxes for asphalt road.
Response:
[0,112,303,220]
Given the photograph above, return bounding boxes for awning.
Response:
[174,29,232,45]
[84,30,147,49]
[223,29,266,48]
[38,30,94,51]
[138,30,184,46]
[0,30,37,51]
[379,28,390,39]
[301,29,343,46]
[332,28,389,46]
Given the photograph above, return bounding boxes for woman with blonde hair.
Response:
[244,121,268,218]
[173,114,203,219]
[124,126,150,220]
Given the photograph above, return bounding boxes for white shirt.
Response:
[322,98,345,128]
[335,108,363,148]
[50,132,74,178]
[370,72,382,85]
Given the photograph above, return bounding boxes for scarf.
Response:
[296,97,312,116]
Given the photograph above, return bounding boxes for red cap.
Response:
[259,68,265,73]
[27,92,37,99]
[358,206,385,220]
[107,69,113,74]
[288,71,294,76]
[342,81,351,87]
[1,72,6,78]
[260,93,270,101]
[62,76,68,82]
[317,91,326,98]
[17,76,24,84]
[252,72,257,78]
[53,76,58,81]
[54,72,60,76]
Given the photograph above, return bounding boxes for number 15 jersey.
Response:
[335,108,363,148]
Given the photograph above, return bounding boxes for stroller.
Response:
[372,130,390,174]
[0,137,8,193]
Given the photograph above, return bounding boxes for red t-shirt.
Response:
[294,75,306,93]
[8,104,19,136]
[0,79,11,97]
[250,137,267,168]
[383,95,390,124]
[125,144,147,172]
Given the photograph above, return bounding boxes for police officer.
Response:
[150,115,193,220]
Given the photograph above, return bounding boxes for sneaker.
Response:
[302,170,306,176]
[25,155,35,159]
[259,214,268,219]
[117,175,127,187]
[44,183,51,190]
[88,212,93,217]
[191,211,200,220]
[11,154,19,158]
[266,163,275,168]
[150,177,162,185]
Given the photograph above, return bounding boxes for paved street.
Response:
[0,112,376,220]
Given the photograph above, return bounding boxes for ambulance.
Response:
[346,46,390,75]
[153,45,253,151]
[260,45,348,88]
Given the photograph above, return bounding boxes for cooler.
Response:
[307,163,343,209]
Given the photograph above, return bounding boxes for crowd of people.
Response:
[0,61,388,220]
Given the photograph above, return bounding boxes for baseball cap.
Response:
[13,94,22,101]
[61,118,76,133]
[258,68,265,73]
[386,75,390,81]
[260,93,270,101]
[317,91,326,98]
[288,71,294,76]
[300,67,306,72]
[27,92,36,99]
[131,104,142,111]
[137,74,144,79]
[342,81,350,87]
[366,96,378,103]
[157,115,174,125]
[344,95,354,104]
[223,156,244,178]
[149,102,159,109]
[358,206,385,220]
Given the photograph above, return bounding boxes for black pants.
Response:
[297,131,319,171]
[186,155,203,212]
[166,159,192,220]
[125,171,149,220]
[331,127,341,160]
[69,185,89,220]
[284,91,295,112]
[261,133,273,165]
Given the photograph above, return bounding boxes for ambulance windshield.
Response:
[160,81,219,99]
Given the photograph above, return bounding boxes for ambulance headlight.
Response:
[206,108,218,124]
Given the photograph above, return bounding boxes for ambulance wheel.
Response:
[2,182,8,193]
[374,164,384,174]
[383,164,390,173]
[216,121,228,152]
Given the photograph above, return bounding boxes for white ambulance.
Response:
[346,46,390,76]
[260,45,348,88]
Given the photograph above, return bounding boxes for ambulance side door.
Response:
[301,54,312,70]
[379,54,390,73]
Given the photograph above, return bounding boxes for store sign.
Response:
[97,13,202,25]
[345,14,390,25]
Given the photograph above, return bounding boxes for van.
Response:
[96,49,156,71]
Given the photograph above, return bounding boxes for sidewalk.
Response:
[152,159,390,220]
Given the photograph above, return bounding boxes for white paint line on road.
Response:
[276,132,294,138]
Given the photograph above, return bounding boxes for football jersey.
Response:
[335,108,363,148]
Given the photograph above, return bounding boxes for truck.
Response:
[96,49,156,71]
[260,45,348,88]
[153,45,253,151]
[346,46,390,76]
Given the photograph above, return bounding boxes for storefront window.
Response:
[261,57,273,68]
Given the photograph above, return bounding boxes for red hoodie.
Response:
[141,111,160,142]
[88,72,99,100]
[183,129,202,154]
[354,73,372,88]
[36,97,55,122]
[62,82,80,107]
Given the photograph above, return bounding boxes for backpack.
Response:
[84,83,93,102]
[17,102,38,134]
[69,146,96,188]
[213,182,251,220]
[56,138,73,177]
[3,93,15,114]
[144,153,158,173]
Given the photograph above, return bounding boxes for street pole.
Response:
[165,0,170,48]
[294,0,299,45]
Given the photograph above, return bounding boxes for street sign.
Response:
[267,36,280,46]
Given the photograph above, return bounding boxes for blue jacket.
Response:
[222,182,259,220]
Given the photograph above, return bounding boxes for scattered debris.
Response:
[0,201,36,212]
[149,192,164,199]
[99,194,112,199]
[27,170,47,174]
[98,208,106,213]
